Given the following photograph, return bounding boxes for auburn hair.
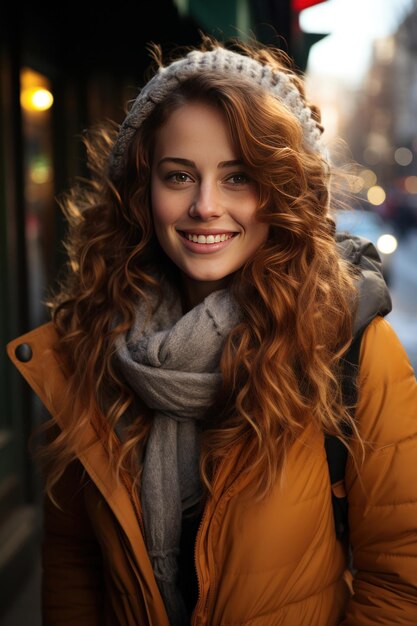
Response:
[41,38,359,501]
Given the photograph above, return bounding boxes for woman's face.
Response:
[151,101,269,306]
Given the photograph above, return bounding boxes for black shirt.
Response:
[178,505,202,619]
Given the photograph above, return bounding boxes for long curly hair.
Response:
[41,37,359,501]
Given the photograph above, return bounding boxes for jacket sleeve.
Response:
[343,316,417,625]
[42,459,105,626]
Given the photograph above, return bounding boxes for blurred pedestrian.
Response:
[7,36,417,625]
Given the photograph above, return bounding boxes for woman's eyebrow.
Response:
[157,157,196,167]
[157,157,244,169]
[218,159,244,169]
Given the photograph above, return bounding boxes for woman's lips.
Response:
[177,230,238,253]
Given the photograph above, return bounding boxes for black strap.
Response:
[324,326,365,540]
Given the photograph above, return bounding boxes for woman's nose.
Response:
[188,182,223,220]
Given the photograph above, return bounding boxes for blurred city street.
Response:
[386,230,417,371]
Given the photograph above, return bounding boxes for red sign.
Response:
[292,0,327,11]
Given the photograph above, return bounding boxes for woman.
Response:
[7,38,417,625]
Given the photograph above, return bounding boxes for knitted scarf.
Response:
[114,286,242,626]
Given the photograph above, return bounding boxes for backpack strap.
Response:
[325,327,365,541]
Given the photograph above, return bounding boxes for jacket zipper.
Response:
[191,460,243,625]
[191,457,226,626]
[192,499,211,625]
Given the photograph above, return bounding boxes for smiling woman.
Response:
[6,35,417,626]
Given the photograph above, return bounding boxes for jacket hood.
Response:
[336,233,392,336]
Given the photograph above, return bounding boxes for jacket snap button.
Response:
[15,343,33,362]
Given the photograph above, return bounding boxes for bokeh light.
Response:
[394,147,413,166]
[29,156,52,184]
[367,185,386,205]
[377,234,398,255]
[21,87,54,112]
[349,176,364,193]
[404,176,417,194]
[360,169,377,188]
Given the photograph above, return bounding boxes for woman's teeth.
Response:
[185,233,234,244]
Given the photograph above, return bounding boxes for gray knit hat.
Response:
[108,46,325,180]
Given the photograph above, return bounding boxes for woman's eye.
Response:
[226,173,250,185]
[166,172,193,184]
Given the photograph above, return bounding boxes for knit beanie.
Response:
[108,45,325,180]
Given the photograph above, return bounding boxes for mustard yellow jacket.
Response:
[7,316,417,625]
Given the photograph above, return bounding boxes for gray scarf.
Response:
[114,286,242,626]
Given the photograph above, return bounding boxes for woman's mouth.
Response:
[184,232,234,244]
[177,230,238,253]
